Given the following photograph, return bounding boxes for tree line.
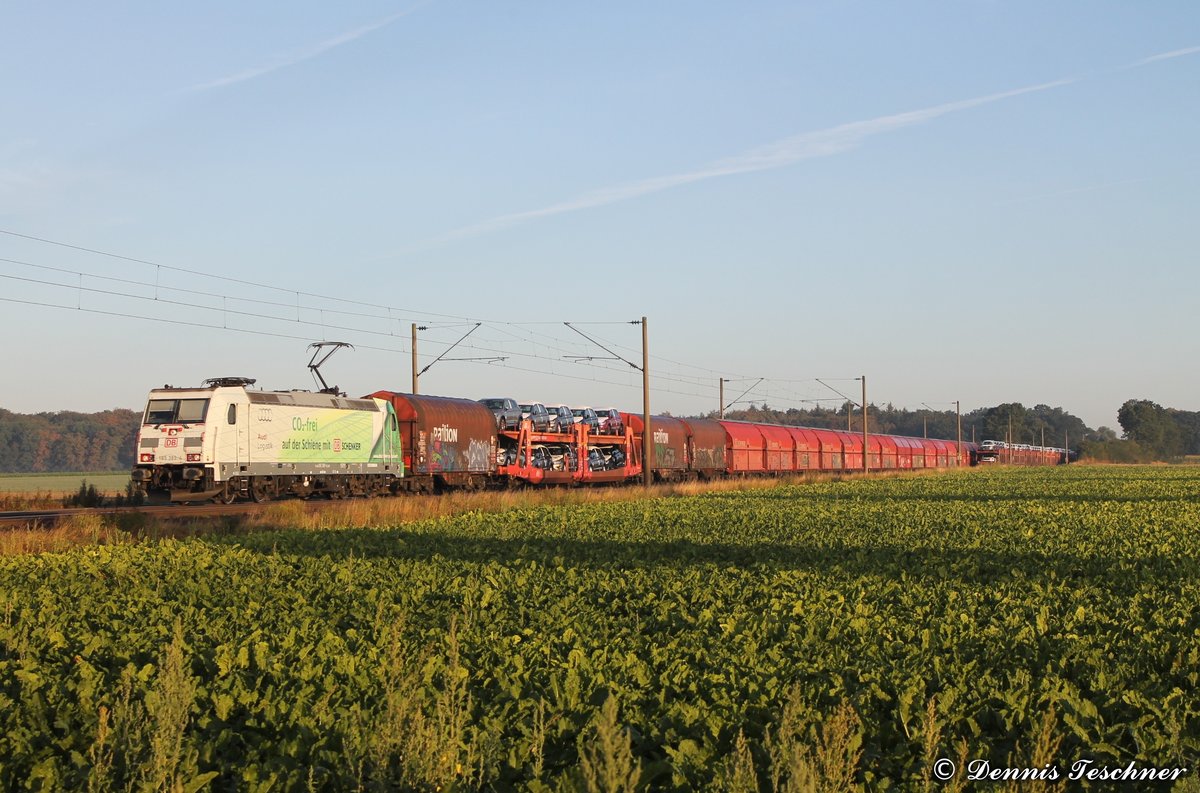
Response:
[1080,400,1200,462]
[0,408,140,473]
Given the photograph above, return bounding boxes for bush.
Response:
[63,480,104,507]
[1078,439,1156,463]
[61,479,145,508]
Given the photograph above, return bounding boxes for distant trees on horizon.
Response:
[0,408,139,473]
[1081,399,1200,462]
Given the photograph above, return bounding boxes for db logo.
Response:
[333,439,342,453]
[165,438,179,448]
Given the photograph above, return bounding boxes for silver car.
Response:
[570,406,601,433]
[517,401,552,432]
[550,405,574,433]
[479,397,522,431]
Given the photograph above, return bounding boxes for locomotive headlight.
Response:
[139,453,155,462]
[186,453,201,462]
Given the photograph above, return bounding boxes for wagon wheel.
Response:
[250,476,274,503]
[214,480,239,505]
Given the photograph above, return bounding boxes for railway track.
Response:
[0,502,267,528]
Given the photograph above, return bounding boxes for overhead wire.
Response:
[0,279,713,400]
[1,269,843,408]
[574,324,839,406]
[0,255,491,340]
[0,228,646,328]
[0,228,488,323]
[1,229,865,409]
[0,295,402,352]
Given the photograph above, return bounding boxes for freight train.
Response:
[131,379,1066,503]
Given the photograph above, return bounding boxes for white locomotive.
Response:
[130,377,403,503]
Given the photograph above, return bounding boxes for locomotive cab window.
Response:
[144,398,210,424]
[177,399,209,422]
[227,404,237,425]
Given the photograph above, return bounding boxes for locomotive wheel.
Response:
[250,477,274,503]
[215,481,238,505]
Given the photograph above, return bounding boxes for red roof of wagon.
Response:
[718,421,765,449]
[679,418,727,472]
[784,426,821,452]
[808,428,843,452]
[916,438,941,457]
[756,424,795,471]
[833,431,863,453]
[875,435,900,454]
[930,439,955,455]
[717,421,766,472]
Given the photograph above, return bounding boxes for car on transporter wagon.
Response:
[594,408,625,435]
[479,397,522,431]
[517,401,552,432]
[549,405,574,434]
[570,407,601,433]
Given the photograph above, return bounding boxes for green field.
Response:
[0,467,1197,790]
[0,471,130,494]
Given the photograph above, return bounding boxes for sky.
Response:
[1,1,1197,433]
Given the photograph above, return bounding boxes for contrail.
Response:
[189,8,420,92]
[1132,45,1200,66]
[434,79,1074,243]
[433,44,1198,244]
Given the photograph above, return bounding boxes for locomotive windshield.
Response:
[144,398,210,424]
